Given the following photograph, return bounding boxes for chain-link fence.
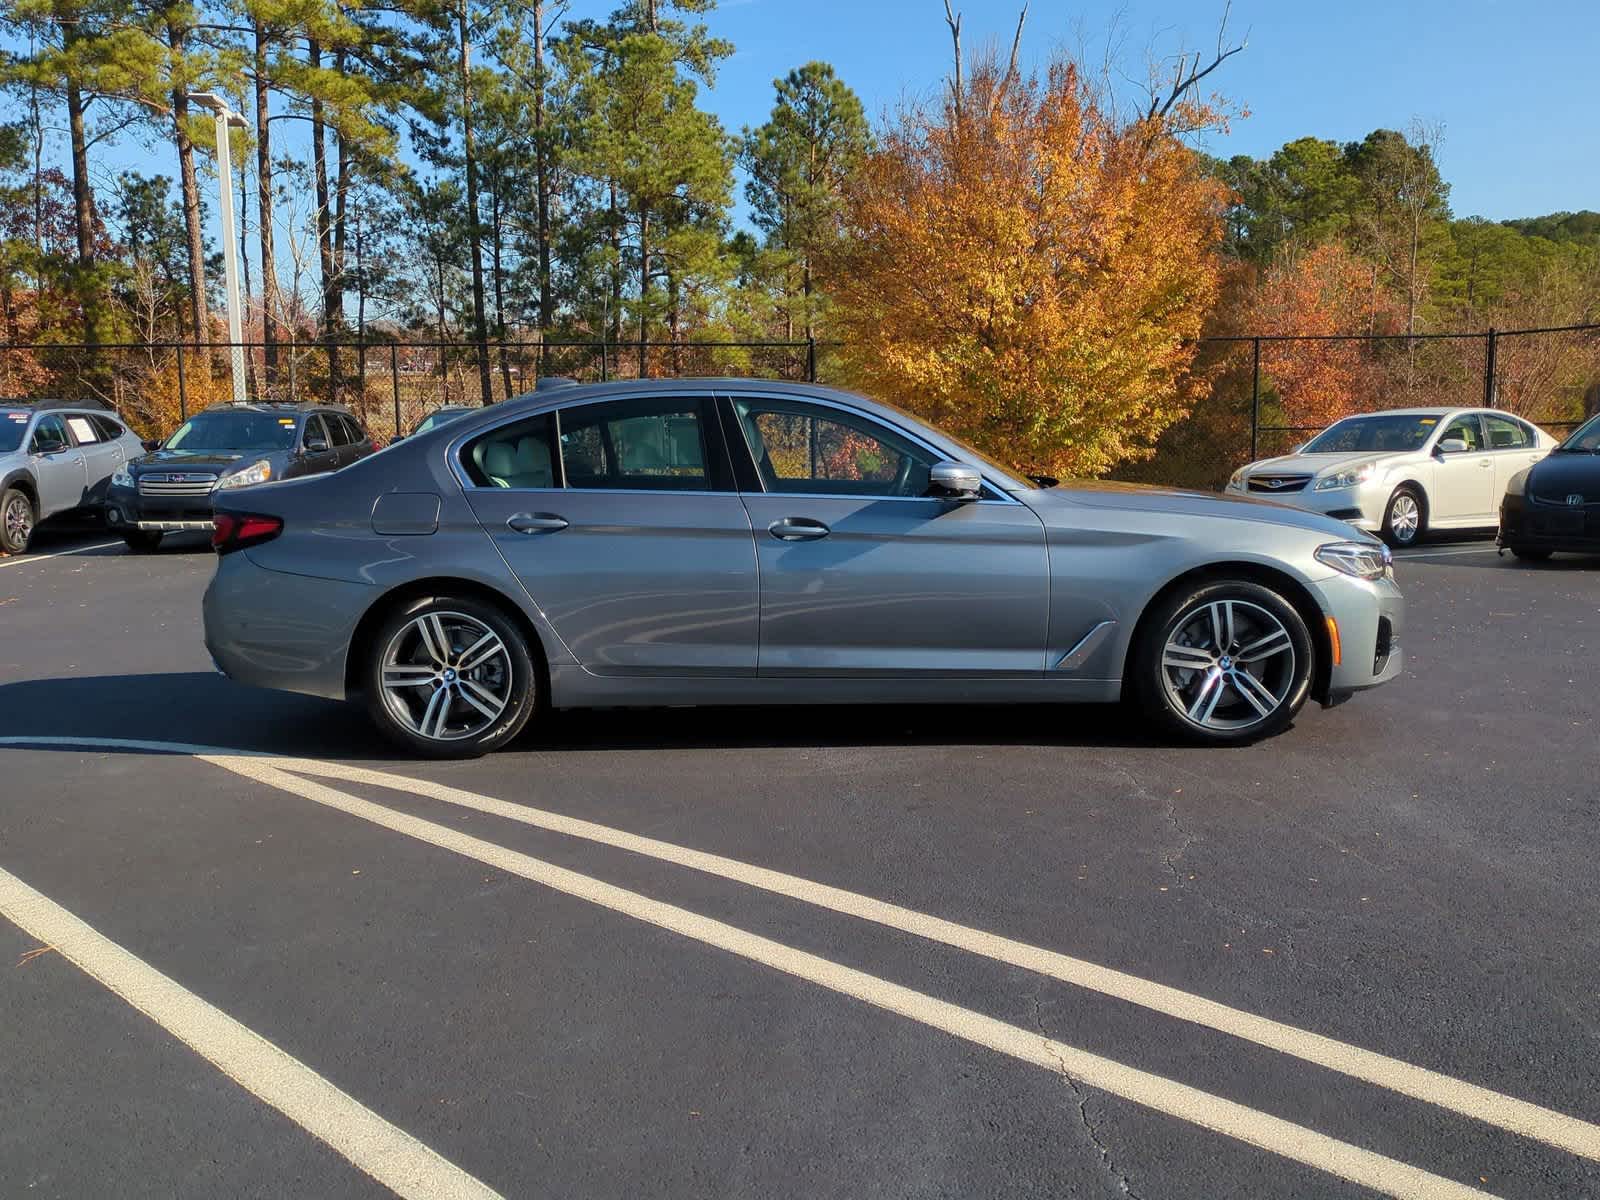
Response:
[3,325,1596,484]
[1117,323,1600,490]
[0,337,821,444]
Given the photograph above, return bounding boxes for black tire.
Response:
[1509,546,1552,562]
[1380,485,1426,549]
[362,594,538,759]
[1,486,35,555]
[1131,579,1315,746]
[121,530,163,553]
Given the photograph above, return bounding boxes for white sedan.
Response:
[1225,407,1558,548]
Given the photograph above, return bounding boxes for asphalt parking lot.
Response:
[2,528,1599,1199]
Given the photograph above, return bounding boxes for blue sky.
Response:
[711,0,1597,221]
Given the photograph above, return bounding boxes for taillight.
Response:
[212,512,283,554]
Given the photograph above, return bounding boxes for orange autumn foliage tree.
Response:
[822,55,1231,478]
[1246,242,1401,429]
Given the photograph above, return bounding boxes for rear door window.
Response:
[1483,414,1532,450]
[64,415,101,444]
[558,397,712,491]
[324,413,352,447]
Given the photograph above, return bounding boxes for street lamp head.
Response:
[186,91,245,126]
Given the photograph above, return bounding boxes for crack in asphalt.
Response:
[1028,987,1143,1199]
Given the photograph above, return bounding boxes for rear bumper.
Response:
[203,550,375,701]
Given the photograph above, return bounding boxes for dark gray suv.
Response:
[1,401,147,554]
[107,402,373,552]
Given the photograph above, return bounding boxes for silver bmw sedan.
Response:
[203,379,1403,758]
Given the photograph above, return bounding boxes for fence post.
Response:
[1483,327,1498,408]
[806,336,817,382]
[176,343,188,421]
[390,343,401,439]
[1250,336,1262,462]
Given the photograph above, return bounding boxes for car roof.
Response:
[190,401,356,417]
[0,398,113,415]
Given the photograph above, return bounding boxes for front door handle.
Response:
[1478,458,1491,468]
[507,512,569,534]
[768,517,830,542]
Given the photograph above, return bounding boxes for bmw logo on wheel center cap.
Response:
[1219,655,1234,670]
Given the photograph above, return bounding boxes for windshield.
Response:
[0,411,27,453]
[1302,414,1441,454]
[1557,413,1600,452]
[165,410,296,452]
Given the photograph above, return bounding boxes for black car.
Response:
[1499,411,1600,560]
[107,402,374,552]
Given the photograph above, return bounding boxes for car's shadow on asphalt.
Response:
[0,671,1175,759]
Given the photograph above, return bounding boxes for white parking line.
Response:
[239,754,1600,1167]
[1392,547,1503,559]
[212,755,1495,1200]
[0,540,122,569]
[0,864,502,1200]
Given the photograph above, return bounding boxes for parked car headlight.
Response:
[1315,540,1391,580]
[1314,462,1377,490]
[1504,468,1529,498]
[111,467,133,488]
[214,460,272,490]
[1227,466,1249,489]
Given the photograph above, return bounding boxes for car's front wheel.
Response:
[1132,580,1315,745]
[1,487,34,554]
[1381,486,1425,548]
[363,595,538,758]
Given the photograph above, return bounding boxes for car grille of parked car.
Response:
[1246,474,1312,494]
[137,472,219,497]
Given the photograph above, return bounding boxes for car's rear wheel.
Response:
[1,487,35,554]
[1133,580,1315,745]
[121,530,163,553]
[1381,486,1425,548]
[1509,546,1552,562]
[363,595,537,759]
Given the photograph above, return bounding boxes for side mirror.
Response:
[304,435,330,454]
[1436,437,1469,456]
[928,461,982,501]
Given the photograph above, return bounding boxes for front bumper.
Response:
[1307,569,1404,700]
[1225,477,1387,532]
[106,481,217,532]
[1499,493,1600,553]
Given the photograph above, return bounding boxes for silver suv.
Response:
[1,402,148,554]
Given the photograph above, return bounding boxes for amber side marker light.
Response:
[1325,616,1343,667]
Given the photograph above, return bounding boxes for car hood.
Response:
[128,449,270,471]
[1037,479,1374,541]
[1243,449,1416,474]
[1524,452,1600,502]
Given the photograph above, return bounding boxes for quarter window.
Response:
[731,398,935,497]
[90,414,126,440]
[1483,414,1532,450]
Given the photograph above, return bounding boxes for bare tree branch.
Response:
[1147,1,1245,120]
[992,4,1028,112]
[942,0,963,119]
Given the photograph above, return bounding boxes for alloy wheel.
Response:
[1389,493,1420,544]
[378,611,513,742]
[4,494,32,548]
[1159,599,1297,731]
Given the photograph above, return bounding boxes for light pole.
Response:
[187,92,250,406]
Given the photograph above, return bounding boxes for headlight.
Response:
[1228,466,1249,489]
[1505,468,1529,498]
[214,460,272,490]
[111,467,133,488]
[1315,540,1391,580]
[1314,462,1377,490]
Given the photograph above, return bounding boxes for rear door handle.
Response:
[768,517,830,542]
[507,512,569,534]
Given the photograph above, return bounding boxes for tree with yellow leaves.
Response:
[824,36,1237,478]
